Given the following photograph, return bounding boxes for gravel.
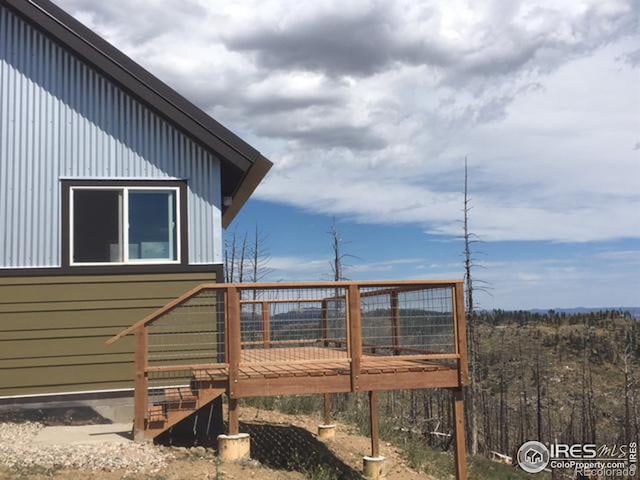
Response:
[0,422,173,473]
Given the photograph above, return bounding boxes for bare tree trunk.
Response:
[328,218,353,410]
[249,225,271,283]
[535,346,543,441]
[329,217,344,282]
[224,229,237,283]
[238,232,247,283]
[463,158,479,455]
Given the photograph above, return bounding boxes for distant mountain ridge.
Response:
[528,306,640,319]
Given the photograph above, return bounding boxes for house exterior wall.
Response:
[0,4,223,268]
[0,270,219,397]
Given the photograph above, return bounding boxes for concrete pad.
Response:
[217,433,250,461]
[34,423,133,445]
[363,456,386,479]
[317,424,336,440]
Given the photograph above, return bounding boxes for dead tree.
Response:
[463,157,479,455]
[238,232,248,283]
[329,217,347,282]
[248,225,271,283]
[622,347,633,444]
[224,229,237,282]
[225,225,271,285]
[327,217,357,411]
[534,344,544,442]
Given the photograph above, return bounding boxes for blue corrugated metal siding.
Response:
[0,5,222,268]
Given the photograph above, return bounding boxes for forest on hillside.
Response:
[360,309,640,456]
[470,309,639,456]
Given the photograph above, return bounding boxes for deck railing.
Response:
[106,279,467,437]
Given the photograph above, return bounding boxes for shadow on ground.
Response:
[243,421,361,479]
[0,407,112,426]
[157,417,360,478]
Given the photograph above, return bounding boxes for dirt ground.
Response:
[0,406,434,480]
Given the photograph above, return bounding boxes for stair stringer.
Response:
[145,385,226,440]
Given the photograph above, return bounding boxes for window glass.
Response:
[73,190,123,263]
[128,190,177,261]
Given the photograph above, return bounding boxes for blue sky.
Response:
[232,199,640,310]
[56,0,640,309]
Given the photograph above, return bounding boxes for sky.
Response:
[55,0,640,309]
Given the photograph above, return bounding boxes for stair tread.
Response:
[192,368,227,381]
[165,387,197,401]
[146,405,166,423]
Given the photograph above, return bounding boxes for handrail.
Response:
[105,283,214,345]
[105,279,464,346]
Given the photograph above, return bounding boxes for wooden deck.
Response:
[191,346,457,388]
[154,345,458,412]
[106,279,469,479]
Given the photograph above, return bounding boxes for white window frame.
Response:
[69,185,181,266]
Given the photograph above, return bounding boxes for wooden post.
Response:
[390,290,401,355]
[369,391,380,457]
[216,289,226,364]
[321,300,329,347]
[347,285,362,393]
[262,302,271,349]
[454,283,469,385]
[133,326,148,442]
[323,393,332,425]
[228,398,239,435]
[452,388,468,480]
[227,287,241,399]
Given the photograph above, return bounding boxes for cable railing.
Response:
[106,279,467,440]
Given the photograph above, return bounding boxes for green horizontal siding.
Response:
[0,271,218,397]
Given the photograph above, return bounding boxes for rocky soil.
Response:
[0,422,170,473]
[0,408,435,480]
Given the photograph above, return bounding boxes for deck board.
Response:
[189,346,453,386]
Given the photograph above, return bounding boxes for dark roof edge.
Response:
[2,0,264,174]
[222,155,273,228]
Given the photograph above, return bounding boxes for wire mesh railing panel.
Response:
[360,286,455,357]
[147,368,195,412]
[238,287,348,364]
[147,288,225,368]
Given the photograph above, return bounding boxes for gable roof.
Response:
[1,0,272,228]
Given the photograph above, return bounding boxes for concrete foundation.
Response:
[217,433,250,462]
[35,423,132,445]
[317,424,336,440]
[0,390,135,424]
[363,456,386,479]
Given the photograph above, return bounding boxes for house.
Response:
[0,2,471,477]
[0,0,271,399]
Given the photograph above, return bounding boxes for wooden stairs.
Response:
[142,370,226,440]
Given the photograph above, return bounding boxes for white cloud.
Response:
[594,249,640,262]
[54,0,640,243]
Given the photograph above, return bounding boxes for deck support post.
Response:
[348,285,362,393]
[133,326,148,442]
[369,391,380,457]
[390,291,401,355]
[321,300,329,347]
[323,393,332,425]
[227,286,241,399]
[262,302,271,348]
[452,387,468,480]
[363,390,385,479]
[453,282,469,385]
[318,393,336,440]
[219,285,250,460]
[228,397,239,435]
